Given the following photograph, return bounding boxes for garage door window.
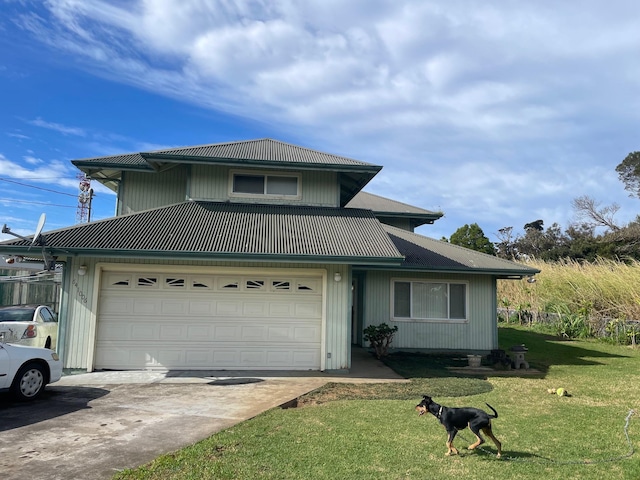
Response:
[166,278,185,288]
[272,281,290,291]
[137,277,158,288]
[246,280,265,290]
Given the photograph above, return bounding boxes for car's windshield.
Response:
[0,308,36,322]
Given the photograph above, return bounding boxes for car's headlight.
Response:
[51,353,60,361]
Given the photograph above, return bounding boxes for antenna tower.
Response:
[76,174,93,223]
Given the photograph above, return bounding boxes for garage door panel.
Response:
[189,301,214,315]
[97,322,130,341]
[292,350,320,367]
[267,327,290,340]
[161,299,189,315]
[212,350,238,366]
[100,298,134,314]
[96,271,323,370]
[133,299,160,315]
[216,302,242,316]
[295,302,323,317]
[293,326,321,341]
[269,303,293,316]
[156,349,184,366]
[213,325,240,340]
[186,325,211,339]
[240,351,265,365]
[159,325,184,340]
[131,324,157,340]
[243,302,269,315]
[95,347,148,369]
[184,350,211,365]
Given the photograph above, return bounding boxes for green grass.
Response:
[114,325,640,480]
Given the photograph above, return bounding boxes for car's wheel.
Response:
[11,362,47,401]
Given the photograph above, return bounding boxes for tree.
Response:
[571,195,620,231]
[495,226,516,259]
[449,223,496,255]
[616,151,640,198]
[524,219,544,231]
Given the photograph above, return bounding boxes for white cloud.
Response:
[28,117,87,136]
[7,0,640,240]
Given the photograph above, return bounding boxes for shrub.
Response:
[363,323,398,359]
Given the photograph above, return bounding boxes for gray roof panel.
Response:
[72,152,150,169]
[0,202,403,264]
[382,224,539,276]
[347,191,441,216]
[150,138,376,167]
[72,139,379,169]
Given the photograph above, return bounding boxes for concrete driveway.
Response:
[0,348,405,480]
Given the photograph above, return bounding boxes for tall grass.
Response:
[498,258,640,329]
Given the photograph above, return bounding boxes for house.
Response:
[0,139,538,372]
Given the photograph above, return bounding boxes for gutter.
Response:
[0,246,405,267]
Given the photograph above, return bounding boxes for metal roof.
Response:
[347,191,443,227]
[0,204,538,276]
[147,138,375,167]
[72,138,382,206]
[73,138,377,169]
[380,224,539,277]
[0,202,403,265]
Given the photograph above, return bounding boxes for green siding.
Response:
[117,167,188,214]
[362,270,498,352]
[189,165,339,206]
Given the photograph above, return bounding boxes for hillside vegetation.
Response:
[497,258,640,343]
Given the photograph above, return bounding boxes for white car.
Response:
[0,341,63,401]
[0,305,59,350]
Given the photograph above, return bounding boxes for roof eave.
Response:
[355,264,540,277]
[140,152,382,173]
[2,248,404,265]
[72,161,152,172]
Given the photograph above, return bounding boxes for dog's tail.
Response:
[485,403,498,419]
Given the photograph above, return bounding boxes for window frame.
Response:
[229,170,301,200]
[390,278,469,323]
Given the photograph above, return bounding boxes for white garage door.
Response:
[94,270,324,370]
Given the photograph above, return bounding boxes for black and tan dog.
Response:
[415,395,502,458]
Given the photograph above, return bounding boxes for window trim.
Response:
[390,278,469,323]
[229,169,301,200]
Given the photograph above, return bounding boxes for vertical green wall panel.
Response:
[362,270,498,352]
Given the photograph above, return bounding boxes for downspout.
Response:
[57,260,71,370]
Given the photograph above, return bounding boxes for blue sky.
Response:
[1,0,640,245]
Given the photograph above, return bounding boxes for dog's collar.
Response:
[437,406,443,419]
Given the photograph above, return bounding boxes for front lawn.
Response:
[114,325,639,480]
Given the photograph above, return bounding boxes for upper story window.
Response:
[231,171,300,198]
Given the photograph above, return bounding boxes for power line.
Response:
[0,178,78,197]
[0,198,76,208]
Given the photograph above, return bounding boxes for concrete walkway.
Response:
[0,347,406,480]
[54,346,407,385]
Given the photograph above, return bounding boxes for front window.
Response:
[392,280,467,322]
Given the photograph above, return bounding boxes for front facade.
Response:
[0,139,538,372]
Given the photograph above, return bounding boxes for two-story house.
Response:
[0,139,538,372]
